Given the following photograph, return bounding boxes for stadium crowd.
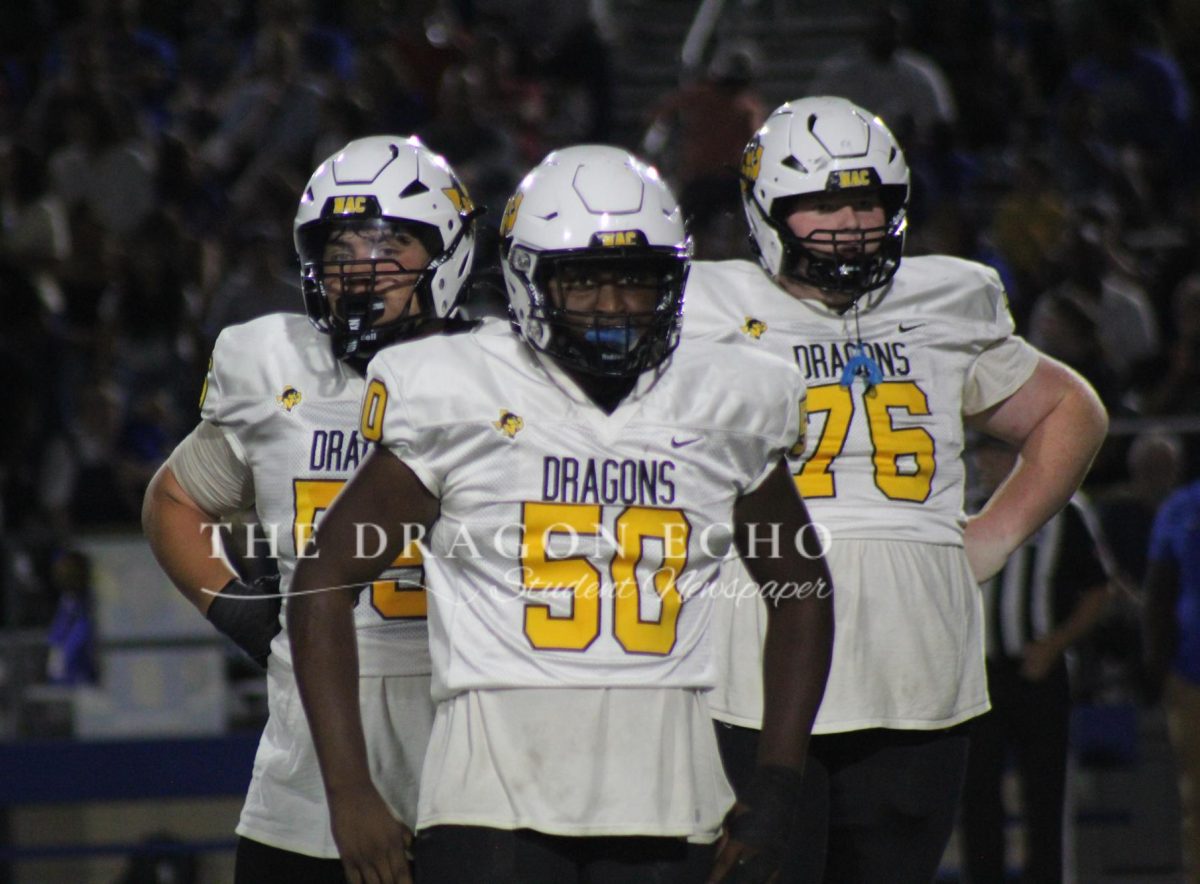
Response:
[0,0,1196,714]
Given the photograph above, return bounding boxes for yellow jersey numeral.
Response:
[520,501,691,655]
[293,478,426,618]
[793,381,935,502]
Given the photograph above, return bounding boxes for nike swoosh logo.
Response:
[898,322,925,333]
[671,436,702,448]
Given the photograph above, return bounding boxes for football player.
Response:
[142,136,477,883]
[287,145,835,884]
[683,97,1108,881]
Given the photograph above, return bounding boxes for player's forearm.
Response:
[733,460,835,768]
[755,554,834,770]
[142,464,237,615]
[288,567,374,793]
[748,537,835,767]
[288,472,412,794]
[974,384,1107,557]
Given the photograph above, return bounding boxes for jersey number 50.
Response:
[520,502,691,656]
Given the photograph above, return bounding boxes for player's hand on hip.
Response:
[963,516,1011,583]
[329,788,412,884]
[205,574,282,668]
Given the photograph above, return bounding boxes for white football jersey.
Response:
[202,313,428,677]
[362,319,805,700]
[685,257,1036,542]
[684,257,1039,731]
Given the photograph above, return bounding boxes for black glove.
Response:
[723,765,804,883]
[206,574,282,669]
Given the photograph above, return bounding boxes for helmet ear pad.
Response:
[500,145,692,379]
[294,136,478,364]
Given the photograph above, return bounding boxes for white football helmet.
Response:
[741,96,909,298]
[500,145,690,377]
[294,135,478,364]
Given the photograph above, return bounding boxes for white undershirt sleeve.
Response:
[167,420,255,516]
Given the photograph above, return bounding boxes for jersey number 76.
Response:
[796,380,936,502]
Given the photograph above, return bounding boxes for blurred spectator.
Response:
[418,65,522,227]
[202,223,301,341]
[385,1,469,115]
[198,16,324,205]
[1028,212,1160,392]
[24,378,177,567]
[962,438,1113,884]
[120,389,181,489]
[308,84,371,172]
[1161,0,1200,105]
[155,133,227,242]
[88,0,178,133]
[988,152,1069,326]
[0,139,70,279]
[0,261,64,546]
[49,378,145,528]
[1028,290,1121,409]
[992,0,1069,132]
[537,15,615,146]
[0,2,43,136]
[808,1,957,156]
[334,37,431,145]
[28,0,177,140]
[643,41,766,257]
[45,549,97,685]
[472,0,613,150]
[903,0,1009,151]
[51,203,114,426]
[46,91,157,238]
[173,0,248,101]
[1060,0,1192,152]
[1050,87,1121,209]
[1144,274,1200,416]
[103,210,196,405]
[907,190,1017,297]
[1097,431,1185,586]
[461,25,548,167]
[1144,480,1200,884]
[1055,0,1193,206]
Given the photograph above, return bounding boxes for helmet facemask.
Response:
[510,246,688,378]
[761,185,907,301]
[298,217,450,364]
